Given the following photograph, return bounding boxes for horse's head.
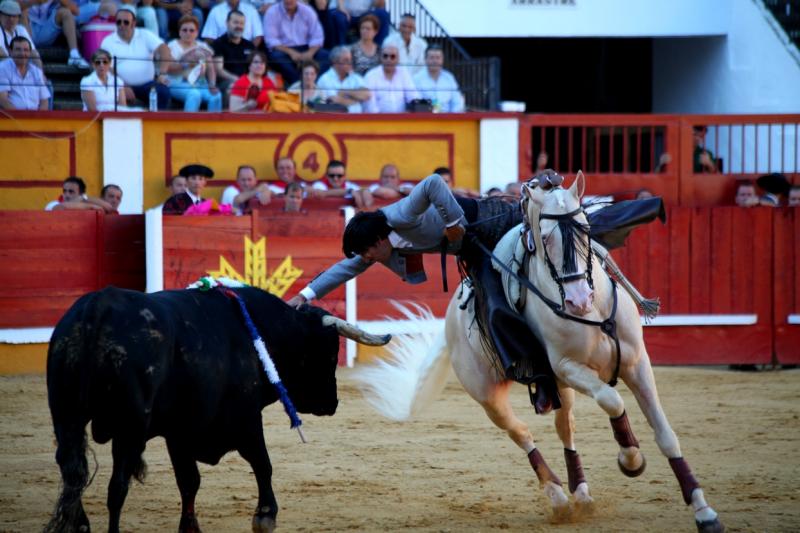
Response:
[522,170,594,316]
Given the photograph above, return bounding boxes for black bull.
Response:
[44,286,389,533]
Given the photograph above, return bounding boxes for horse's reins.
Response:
[470,213,623,388]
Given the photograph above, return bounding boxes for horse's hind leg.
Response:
[554,358,646,477]
[623,357,724,532]
[554,387,592,508]
[471,379,570,520]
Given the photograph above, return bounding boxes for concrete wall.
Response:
[653,0,800,114]
[417,0,728,38]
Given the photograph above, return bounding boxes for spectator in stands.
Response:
[211,10,253,95]
[201,0,262,48]
[363,43,418,113]
[0,0,43,68]
[0,36,49,109]
[241,0,274,17]
[169,174,186,194]
[45,176,113,211]
[535,151,548,172]
[263,0,328,87]
[692,125,718,173]
[316,45,368,112]
[287,59,322,105]
[25,0,90,68]
[310,159,371,209]
[654,152,671,173]
[154,0,204,41]
[167,14,222,111]
[349,13,378,76]
[329,0,389,46]
[369,163,412,200]
[268,156,298,194]
[228,49,275,111]
[504,181,521,200]
[80,48,126,111]
[789,186,800,207]
[412,43,464,113]
[434,165,479,198]
[101,183,122,211]
[383,13,426,74]
[163,163,213,214]
[220,164,271,214]
[283,180,304,212]
[485,187,502,198]
[101,5,174,109]
[132,0,160,37]
[734,180,759,208]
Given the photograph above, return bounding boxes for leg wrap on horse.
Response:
[610,411,639,448]
[563,448,587,493]
[669,457,701,505]
[528,448,562,487]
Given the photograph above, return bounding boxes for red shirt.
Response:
[231,75,277,111]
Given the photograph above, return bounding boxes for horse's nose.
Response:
[566,290,594,316]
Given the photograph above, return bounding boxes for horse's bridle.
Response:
[539,206,595,293]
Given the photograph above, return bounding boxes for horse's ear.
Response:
[570,170,586,199]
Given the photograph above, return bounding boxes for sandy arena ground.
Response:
[1,365,799,532]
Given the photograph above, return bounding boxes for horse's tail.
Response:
[44,291,102,533]
[351,302,451,421]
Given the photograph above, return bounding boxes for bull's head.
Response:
[282,305,391,417]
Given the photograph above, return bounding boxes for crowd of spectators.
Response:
[0,0,467,112]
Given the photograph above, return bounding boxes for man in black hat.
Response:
[163,164,214,214]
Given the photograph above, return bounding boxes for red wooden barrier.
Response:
[518,114,800,207]
[773,208,800,364]
[0,211,145,328]
[612,207,774,364]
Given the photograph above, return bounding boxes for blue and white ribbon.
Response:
[188,276,306,442]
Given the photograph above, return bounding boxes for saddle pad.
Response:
[491,223,526,311]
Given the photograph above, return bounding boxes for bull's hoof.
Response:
[696,517,725,533]
[617,453,646,478]
[252,507,276,533]
[178,512,202,533]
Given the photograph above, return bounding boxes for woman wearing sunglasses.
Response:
[167,15,221,112]
[80,48,126,111]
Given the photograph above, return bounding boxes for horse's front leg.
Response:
[476,380,570,520]
[553,358,646,477]
[622,356,724,533]
[554,386,593,509]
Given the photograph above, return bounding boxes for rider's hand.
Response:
[444,223,465,243]
[287,294,307,308]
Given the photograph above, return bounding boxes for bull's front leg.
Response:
[238,428,278,533]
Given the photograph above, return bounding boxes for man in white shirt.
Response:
[310,159,372,209]
[316,45,369,113]
[412,44,464,113]
[0,0,43,69]
[202,0,263,49]
[0,36,49,109]
[220,164,272,215]
[363,43,418,113]
[382,13,426,75]
[368,163,413,200]
[100,5,174,109]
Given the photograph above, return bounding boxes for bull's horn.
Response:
[321,316,391,346]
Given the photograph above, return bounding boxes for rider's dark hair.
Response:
[342,211,392,258]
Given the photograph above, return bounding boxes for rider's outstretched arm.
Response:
[289,255,372,307]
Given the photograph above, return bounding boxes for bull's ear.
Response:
[570,170,586,199]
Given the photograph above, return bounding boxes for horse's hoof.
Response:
[550,503,571,523]
[252,510,277,533]
[696,517,725,533]
[179,512,202,533]
[618,453,646,478]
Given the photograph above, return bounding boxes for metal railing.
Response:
[387,0,501,110]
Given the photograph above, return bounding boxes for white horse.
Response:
[353,172,724,532]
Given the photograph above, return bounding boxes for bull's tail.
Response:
[44,426,92,533]
[44,291,103,533]
[351,302,451,421]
